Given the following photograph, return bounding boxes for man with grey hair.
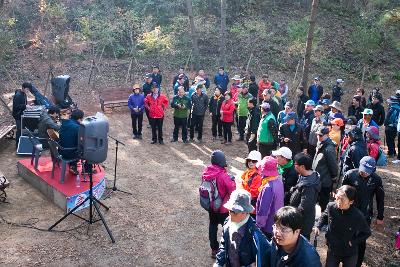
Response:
[213,189,271,267]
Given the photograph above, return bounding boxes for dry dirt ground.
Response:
[1,98,400,267]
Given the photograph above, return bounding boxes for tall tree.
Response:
[219,0,227,67]
[300,0,319,89]
[186,0,199,70]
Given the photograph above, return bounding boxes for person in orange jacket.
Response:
[241,150,262,218]
[144,83,169,144]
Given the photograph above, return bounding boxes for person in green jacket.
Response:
[171,86,191,143]
[237,85,253,141]
[257,102,278,158]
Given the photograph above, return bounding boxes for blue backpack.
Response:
[376,147,387,166]
[385,105,400,127]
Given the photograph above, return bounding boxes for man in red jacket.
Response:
[144,84,169,144]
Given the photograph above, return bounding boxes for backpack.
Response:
[199,178,222,212]
[385,106,400,127]
[376,147,387,166]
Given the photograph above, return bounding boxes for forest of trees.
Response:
[0,0,399,87]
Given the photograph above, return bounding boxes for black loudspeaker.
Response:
[78,115,109,164]
[21,115,40,134]
[51,75,71,104]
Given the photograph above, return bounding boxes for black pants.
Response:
[190,115,204,140]
[173,117,188,141]
[326,249,358,267]
[222,122,232,142]
[385,126,399,157]
[208,212,229,250]
[131,113,143,136]
[238,116,247,139]
[150,118,163,141]
[247,135,258,152]
[356,241,366,267]
[211,114,223,138]
[145,109,151,125]
[319,186,332,213]
[259,142,276,159]
[15,119,21,149]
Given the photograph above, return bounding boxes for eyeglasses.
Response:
[251,160,258,163]
[272,224,293,234]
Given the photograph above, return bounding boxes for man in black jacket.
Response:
[278,112,306,156]
[367,93,385,126]
[12,82,31,149]
[262,89,280,119]
[209,87,224,141]
[248,75,259,104]
[342,127,368,174]
[296,86,309,117]
[245,98,260,152]
[190,85,209,142]
[172,67,189,91]
[312,126,338,212]
[342,156,385,267]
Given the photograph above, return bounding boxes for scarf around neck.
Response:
[259,176,279,191]
[278,160,294,174]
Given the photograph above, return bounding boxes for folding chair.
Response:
[47,139,78,184]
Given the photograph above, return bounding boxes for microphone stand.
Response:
[104,135,132,198]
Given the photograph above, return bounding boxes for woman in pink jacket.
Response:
[220,92,236,144]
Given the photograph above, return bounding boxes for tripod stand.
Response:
[48,164,115,243]
[104,135,132,198]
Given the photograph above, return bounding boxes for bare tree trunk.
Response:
[300,0,319,89]
[186,0,200,70]
[219,0,227,67]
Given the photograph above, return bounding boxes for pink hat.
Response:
[256,156,279,177]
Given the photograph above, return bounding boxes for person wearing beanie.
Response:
[245,98,261,152]
[342,156,385,267]
[256,156,284,239]
[291,153,321,240]
[128,84,145,139]
[202,150,236,259]
[241,151,262,218]
[272,147,298,205]
[213,189,271,267]
[257,102,278,158]
[348,95,363,121]
[365,126,381,160]
[220,91,236,144]
[278,111,306,157]
[209,87,225,141]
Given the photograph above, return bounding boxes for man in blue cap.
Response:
[278,111,306,156]
[342,156,385,267]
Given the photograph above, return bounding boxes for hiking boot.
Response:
[159,140,164,145]
[211,249,218,259]
[151,140,157,144]
[132,134,137,139]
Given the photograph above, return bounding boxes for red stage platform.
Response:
[17,157,106,213]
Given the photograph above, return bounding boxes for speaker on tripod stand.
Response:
[49,113,115,243]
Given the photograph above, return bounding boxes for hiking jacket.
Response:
[245,107,261,137]
[278,123,306,156]
[191,92,209,116]
[59,119,80,159]
[202,164,236,214]
[12,89,27,120]
[257,112,277,144]
[172,74,189,91]
[279,162,299,205]
[289,172,321,238]
[215,217,271,267]
[348,105,363,121]
[300,110,314,140]
[171,95,190,118]
[220,99,236,123]
[256,177,284,235]
[173,81,186,95]
[142,82,153,97]
[258,80,272,99]
[367,139,381,160]
[297,95,309,118]
[316,202,371,258]
[151,73,162,87]
[237,92,253,117]
[144,93,169,119]
[367,102,385,126]
[342,139,368,174]
[312,138,338,188]
[241,167,262,209]
[357,119,379,137]
[270,235,321,267]
[214,72,229,94]
[384,103,400,127]
[248,82,259,101]
[229,84,240,103]
[37,111,60,140]
[308,84,323,103]
[342,169,385,223]
[128,93,145,114]
[332,85,344,102]
[208,95,224,116]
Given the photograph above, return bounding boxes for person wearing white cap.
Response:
[272,147,298,205]
[213,189,271,267]
[332,79,344,102]
[241,151,262,218]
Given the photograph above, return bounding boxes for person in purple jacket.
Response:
[256,156,284,239]
[128,84,145,139]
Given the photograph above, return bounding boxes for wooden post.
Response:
[186,0,200,70]
[219,0,227,67]
[245,53,253,73]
